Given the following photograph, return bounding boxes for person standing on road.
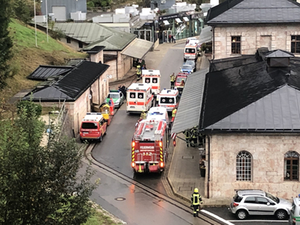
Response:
[136,65,142,80]
[191,188,203,217]
[170,73,176,89]
[140,110,147,120]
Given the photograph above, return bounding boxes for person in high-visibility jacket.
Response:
[183,129,191,147]
[191,188,203,217]
[170,73,176,89]
[136,65,141,80]
[171,107,177,122]
[140,110,147,120]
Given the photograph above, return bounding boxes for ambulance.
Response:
[127,83,154,114]
[141,69,161,95]
[80,112,107,142]
[184,44,199,61]
[158,88,180,112]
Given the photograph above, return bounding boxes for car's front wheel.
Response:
[236,209,248,220]
[275,209,287,220]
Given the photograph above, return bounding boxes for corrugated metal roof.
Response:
[121,38,153,59]
[171,68,208,134]
[207,0,300,25]
[38,22,136,50]
[27,65,73,81]
[23,86,73,101]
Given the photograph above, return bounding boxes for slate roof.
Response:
[27,65,73,81]
[200,49,300,133]
[206,0,300,25]
[37,22,136,51]
[23,61,109,102]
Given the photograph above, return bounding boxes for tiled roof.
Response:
[27,65,73,81]
[200,50,300,133]
[207,0,300,25]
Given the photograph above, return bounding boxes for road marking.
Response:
[202,210,235,225]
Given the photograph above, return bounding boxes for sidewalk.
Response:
[109,42,230,207]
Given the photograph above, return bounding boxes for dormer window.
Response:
[291,35,300,54]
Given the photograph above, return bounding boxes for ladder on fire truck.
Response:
[135,120,165,141]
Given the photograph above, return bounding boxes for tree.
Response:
[0,0,13,90]
[0,101,97,224]
[13,0,32,24]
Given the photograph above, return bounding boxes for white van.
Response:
[127,83,154,114]
[142,69,161,95]
[289,196,300,225]
[158,89,180,112]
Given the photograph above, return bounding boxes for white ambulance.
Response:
[127,83,154,114]
[142,69,161,95]
[158,88,180,112]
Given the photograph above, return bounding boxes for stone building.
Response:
[206,0,300,59]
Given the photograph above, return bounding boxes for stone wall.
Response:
[214,24,300,59]
[205,133,300,200]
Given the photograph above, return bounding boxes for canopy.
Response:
[121,38,153,59]
[199,26,212,44]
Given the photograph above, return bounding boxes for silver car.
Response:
[229,189,292,220]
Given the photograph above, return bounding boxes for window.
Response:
[66,37,71,43]
[152,78,158,83]
[231,36,241,54]
[236,151,252,181]
[145,78,150,83]
[256,197,268,205]
[78,41,83,48]
[129,92,136,99]
[291,35,300,53]
[244,196,256,204]
[284,151,299,181]
[138,93,144,99]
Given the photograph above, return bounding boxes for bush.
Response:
[17,100,42,117]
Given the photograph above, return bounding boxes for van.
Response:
[127,83,154,114]
[142,69,161,95]
[158,89,180,112]
[289,196,300,225]
[184,44,198,61]
[80,112,107,142]
[146,107,169,124]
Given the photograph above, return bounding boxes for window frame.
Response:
[291,35,300,54]
[236,150,252,181]
[284,151,299,181]
[231,36,241,54]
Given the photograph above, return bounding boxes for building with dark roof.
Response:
[198,49,300,200]
[23,61,110,135]
[206,0,300,59]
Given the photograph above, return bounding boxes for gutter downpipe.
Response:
[116,51,119,80]
[212,26,215,61]
[207,134,211,198]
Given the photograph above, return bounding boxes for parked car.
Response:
[184,60,196,72]
[228,189,292,220]
[180,64,194,74]
[106,90,125,109]
[289,196,300,225]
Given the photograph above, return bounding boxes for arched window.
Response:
[284,151,299,181]
[236,151,252,181]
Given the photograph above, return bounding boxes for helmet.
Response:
[194,188,199,193]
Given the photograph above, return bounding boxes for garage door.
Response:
[52,6,66,21]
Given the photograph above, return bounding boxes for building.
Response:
[41,0,87,21]
[206,0,300,59]
[23,61,110,136]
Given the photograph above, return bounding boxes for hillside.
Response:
[0,19,87,104]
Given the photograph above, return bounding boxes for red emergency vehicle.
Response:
[131,120,168,173]
[174,72,188,94]
[80,112,107,142]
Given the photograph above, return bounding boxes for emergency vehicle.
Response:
[174,72,188,94]
[146,107,169,124]
[127,83,154,114]
[131,119,168,173]
[142,69,161,95]
[158,89,180,112]
[80,112,107,142]
[184,44,199,61]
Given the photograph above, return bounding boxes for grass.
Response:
[0,19,87,104]
[84,205,123,225]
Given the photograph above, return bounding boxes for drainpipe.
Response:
[207,134,211,198]
[116,51,119,80]
[212,26,215,61]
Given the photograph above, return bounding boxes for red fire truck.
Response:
[131,120,168,173]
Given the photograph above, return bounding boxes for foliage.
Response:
[0,102,97,224]
[87,0,112,8]
[0,0,13,90]
[12,0,32,24]
[17,100,42,117]
[49,29,66,41]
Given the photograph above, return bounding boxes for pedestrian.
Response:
[171,35,174,43]
[109,97,114,116]
[168,34,171,43]
[170,72,176,89]
[171,107,177,122]
[156,94,159,107]
[120,84,127,100]
[190,126,198,147]
[191,188,203,217]
[183,129,191,147]
[136,65,141,80]
[173,35,176,43]
[140,110,147,120]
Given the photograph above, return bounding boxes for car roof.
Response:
[236,189,265,197]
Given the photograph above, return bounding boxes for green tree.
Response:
[0,0,13,90]
[0,101,97,224]
[13,0,32,24]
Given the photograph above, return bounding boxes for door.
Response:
[52,6,66,21]
[256,197,276,216]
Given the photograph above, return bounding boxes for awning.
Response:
[121,38,153,59]
[171,68,208,134]
[175,18,182,23]
[163,20,170,25]
[199,26,212,44]
[183,17,189,22]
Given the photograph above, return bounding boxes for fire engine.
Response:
[127,83,154,114]
[80,112,107,142]
[131,119,168,173]
[141,69,161,95]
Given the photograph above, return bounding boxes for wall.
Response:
[214,24,300,59]
[205,133,300,200]
[60,37,89,51]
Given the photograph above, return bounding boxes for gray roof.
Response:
[121,38,153,59]
[38,22,136,51]
[207,0,300,25]
[207,85,300,131]
[171,68,208,134]
[27,65,73,81]
[199,26,212,44]
[265,49,295,58]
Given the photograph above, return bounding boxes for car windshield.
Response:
[176,77,187,83]
[266,192,279,203]
[185,60,195,67]
[185,48,196,53]
[182,65,192,70]
[108,93,119,99]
